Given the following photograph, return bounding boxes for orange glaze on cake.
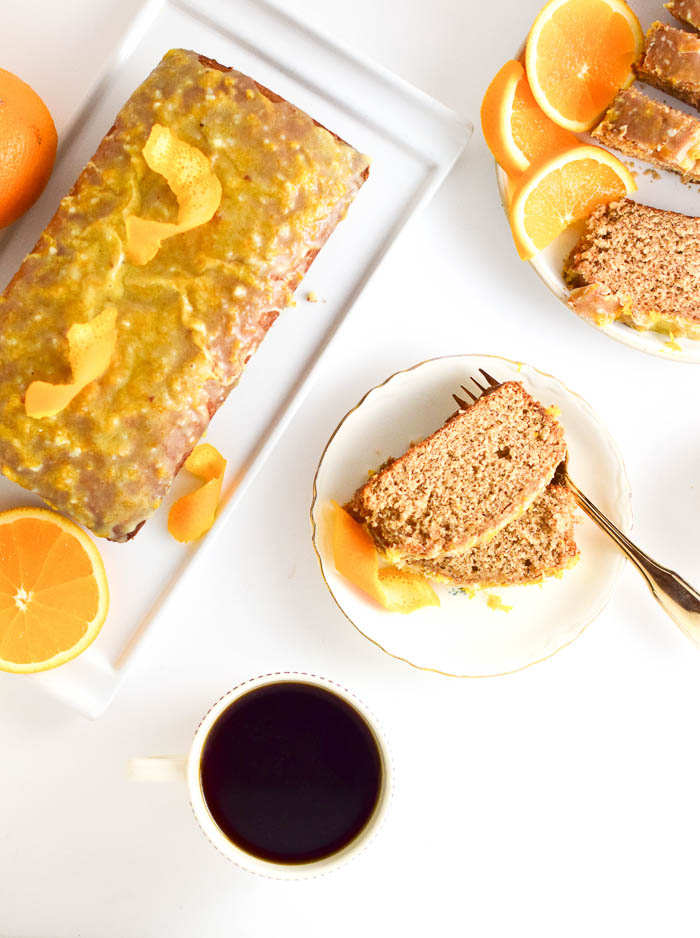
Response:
[0,49,369,540]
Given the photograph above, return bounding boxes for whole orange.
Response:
[0,68,57,229]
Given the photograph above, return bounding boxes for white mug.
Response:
[130,672,392,879]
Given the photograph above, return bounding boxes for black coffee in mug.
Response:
[200,681,383,864]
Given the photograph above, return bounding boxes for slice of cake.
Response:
[666,0,700,32]
[592,86,700,182]
[407,485,579,588]
[564,198,700,337]
[344,382,566,564]
[636,22,700,110]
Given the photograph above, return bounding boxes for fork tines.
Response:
[454,369,501,410]
[479,369,500,388]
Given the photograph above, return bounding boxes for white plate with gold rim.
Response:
[311,355,632,677]
[498,0,700,363]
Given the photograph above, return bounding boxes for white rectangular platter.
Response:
[0,0,470,716]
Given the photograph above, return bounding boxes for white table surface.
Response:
[2,1,699,935]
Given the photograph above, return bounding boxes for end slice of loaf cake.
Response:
[564,198,700,337]
[406,484,579,588]
[344,381,566,564]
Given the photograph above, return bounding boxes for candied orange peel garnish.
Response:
[125,124,222,265]
[330,501,439,614]
[25,306,118,418]
[168,443,227,543]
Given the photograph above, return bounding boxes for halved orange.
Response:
[509,144,636,259]
[481,60,579,176]
[525,0,643,132]
[0,508,109,673]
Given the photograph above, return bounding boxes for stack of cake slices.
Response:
[344,381,579,590]
[565,7,700,338]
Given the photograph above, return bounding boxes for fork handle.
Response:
[564,475,700,647]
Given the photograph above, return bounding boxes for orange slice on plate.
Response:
[0,508,109,673]
[510,146,637,260]
[330,502,439,614]
[525,0,643,132]
[481,60,578,176]
[509,144,636,260]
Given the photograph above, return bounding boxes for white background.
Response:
[2,0,699,936]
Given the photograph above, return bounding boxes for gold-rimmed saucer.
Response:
[310,354,632,677]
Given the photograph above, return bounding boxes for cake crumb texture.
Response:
[345,382,566,563]
[565,198,700,337]
[407,484,579,588]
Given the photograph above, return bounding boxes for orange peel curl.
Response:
[168,443,227,543]
[330,501,439,614]
[25,306,118,418]
[125,124,222,265]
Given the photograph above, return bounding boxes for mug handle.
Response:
[128,756,187,781]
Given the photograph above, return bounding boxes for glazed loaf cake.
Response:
[0,49,369,541]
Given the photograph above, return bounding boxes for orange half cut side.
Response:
[0,508,109,673]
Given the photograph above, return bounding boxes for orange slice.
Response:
[509,144,636,259]
[25,306,118,418]
[168,443,226,542]
[125,124,222,265]
[330,502,439,614]
[526,0,643,132]
[0,508,109,673]
[481,60,579,176]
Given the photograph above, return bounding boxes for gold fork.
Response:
[454,369,700,648]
